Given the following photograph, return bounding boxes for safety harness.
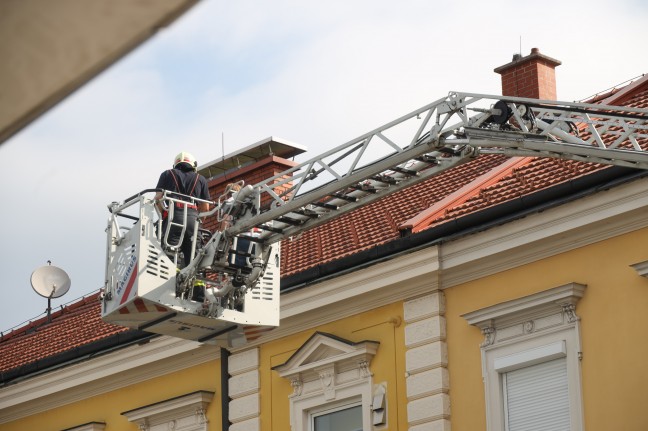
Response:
[168,169,200,209]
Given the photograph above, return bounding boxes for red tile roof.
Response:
[428,157,604,228]
[2,79,647,378]
[280,154,508,276]
[400,157,535,233]
[0,292,128,374]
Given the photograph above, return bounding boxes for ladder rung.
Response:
[332,193,358,202]
[415,155,439,164]
[277,216,304,226]
[391,166,419,176]
[372,175,399,185]
[312,202,339,210]
[237,235,264,243]
[438,147,460,155]
[293,208,320,219]
[351,184,378,193]
[293,209,320,218]
[258,224,284,234]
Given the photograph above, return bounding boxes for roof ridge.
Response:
[577,74,646,103]
[399,157,534,233]
[600,74,648,106]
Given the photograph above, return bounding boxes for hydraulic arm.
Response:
[102,92,648,345]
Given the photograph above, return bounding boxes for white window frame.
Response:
[273,332,380,431]
[462,283,585,431]
[294,382,372,431]
[309,397,363,431]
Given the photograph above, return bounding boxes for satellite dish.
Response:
[31,262,71,299]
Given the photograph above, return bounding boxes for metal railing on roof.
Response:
[0,288,103,341]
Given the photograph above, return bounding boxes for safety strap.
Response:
[168,169,200,197]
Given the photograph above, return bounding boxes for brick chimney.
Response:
[494,47,561,100]
[197,136,306,232]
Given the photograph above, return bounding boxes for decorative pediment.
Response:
[274,332,379,375]
[302,343,347,365]
[462,283,586,347]
[122,390,214,431]
[273,332,379,399]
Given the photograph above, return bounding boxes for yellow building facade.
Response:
[3,166,648,430]
[445,175,648,430]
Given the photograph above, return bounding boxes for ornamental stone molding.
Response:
[480,326,496,347]
[121,391,214,431]
[562,303,579,323]
[463,283,587,431]
[273,332,380,431]
[273,332,379,399]
[462,282,586,347]
[630,260,648,278]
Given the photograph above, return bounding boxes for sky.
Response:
[1,0,647,332]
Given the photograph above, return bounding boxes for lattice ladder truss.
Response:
[222,92,648,250]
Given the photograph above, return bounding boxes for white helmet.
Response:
[173,151,197,170]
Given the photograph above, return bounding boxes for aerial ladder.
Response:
[102,92,648,346]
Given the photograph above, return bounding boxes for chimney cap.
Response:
[197,136,307,180]
[494,47,561,74]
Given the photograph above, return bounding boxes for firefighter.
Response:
[155,152,210,301]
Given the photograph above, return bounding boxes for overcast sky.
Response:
[1,0,647,332]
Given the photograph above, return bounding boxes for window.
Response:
[462,283,585,431]
[273,332,381,431]
[311,400,363,431]
[503,357,569,431]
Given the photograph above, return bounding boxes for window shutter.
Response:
[504,358,570,431]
